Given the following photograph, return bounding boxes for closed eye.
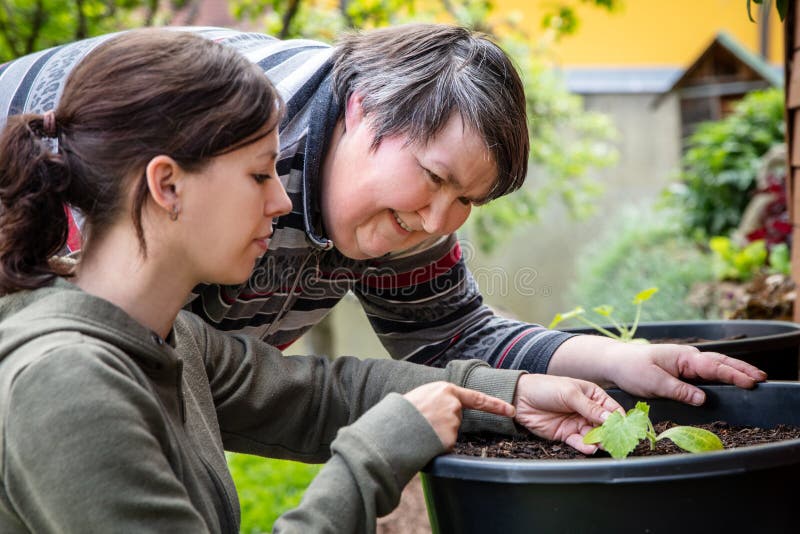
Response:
[424,168,444,185]
[252,173,271,184]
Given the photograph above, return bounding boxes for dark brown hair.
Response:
[331,24,528,204]
[0,29,282,295]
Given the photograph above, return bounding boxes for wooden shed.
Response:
[661,31,782,142]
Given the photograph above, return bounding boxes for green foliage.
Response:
[747,0,788,22]
[665,88,785,241]
[709,237,792,281]
[769,242,791,275]
[549,287,658,343]
[0,0,194,62]
[570,207,716,322]
[228,453,322,533]
[583,401,724,459]
[540,0,619,38]
[709,236,767,281]
[231,0,620,254]
[583,402,652,459]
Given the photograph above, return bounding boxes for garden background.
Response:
[0,1,789,532]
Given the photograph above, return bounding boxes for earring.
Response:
[169,204,180,222]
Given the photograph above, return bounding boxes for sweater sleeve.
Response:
[177,312,524,463]
[352,234,576,371]
[2,344,210,533]
[175,312,527,533]
[272,394,444,533]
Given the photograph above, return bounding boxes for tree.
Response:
[0,0,198,62]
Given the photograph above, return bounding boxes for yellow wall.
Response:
[497,0,784,67]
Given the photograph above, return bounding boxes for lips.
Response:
[392,210,412,232]
[253,231,273,251]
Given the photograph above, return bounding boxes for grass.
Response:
[227,453,321,533]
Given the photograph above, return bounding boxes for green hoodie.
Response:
[0,280,523,533]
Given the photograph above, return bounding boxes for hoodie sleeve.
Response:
[176,312,523,461]
[2,342,211,534]
[175,313,524,533]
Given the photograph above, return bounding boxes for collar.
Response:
[298,62,339,251]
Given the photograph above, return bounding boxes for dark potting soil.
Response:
[454,421,800,460]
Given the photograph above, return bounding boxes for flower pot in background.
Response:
[422,383,800,534]
[563,319,800,380]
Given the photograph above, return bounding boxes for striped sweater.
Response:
[0,27,573,371]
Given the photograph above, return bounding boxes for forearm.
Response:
[545,334,630,387]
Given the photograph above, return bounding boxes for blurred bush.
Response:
[569,207,715,321]
[665,88,785,241]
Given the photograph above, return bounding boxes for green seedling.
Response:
[583,401,724,459]
[548,287,658,343]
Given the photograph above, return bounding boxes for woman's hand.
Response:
[403,381,515,450]
[547,335,767,406]
[513,374,624,454]
[601,343,767,406]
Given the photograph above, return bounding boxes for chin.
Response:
[341,236,404,260]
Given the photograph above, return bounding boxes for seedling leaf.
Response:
[582,403,650,459]
[632,287,658,304]
[593,305,614,317]
[548,307,585,329]
[582,425,605,444]
[656,426,724,453]
[582,401,722,459]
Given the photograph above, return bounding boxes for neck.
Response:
[73,226,194,339]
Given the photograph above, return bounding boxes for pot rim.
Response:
[561,319,800,348]
[425,383,800,484]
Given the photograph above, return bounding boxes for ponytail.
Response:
[0,113,71,295]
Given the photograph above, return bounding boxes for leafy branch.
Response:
[747,0,787,22]
[583,401,724,459]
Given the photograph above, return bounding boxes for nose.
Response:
[265,177,293,218]
[420,195,470,235]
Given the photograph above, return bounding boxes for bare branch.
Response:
[25,0,46,54]
[339,0,354,28]
[280,0,302,39]
[144,0,161,26]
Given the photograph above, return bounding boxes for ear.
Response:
[344,91,366,131]
[144,155,183,215]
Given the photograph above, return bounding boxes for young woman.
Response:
[0,29,622,533]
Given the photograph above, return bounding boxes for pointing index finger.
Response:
[453,386,516,418]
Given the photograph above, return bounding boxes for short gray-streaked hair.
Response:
[331,23,528,203]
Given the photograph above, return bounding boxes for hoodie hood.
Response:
[0,278,175,372]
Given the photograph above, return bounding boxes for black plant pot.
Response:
[422,383,800,534]
[562,319,800,380]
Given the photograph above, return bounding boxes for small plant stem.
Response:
[607,315,630,340]
[577,316,622,340]
[629,302,643,339]
[646,420,656,450]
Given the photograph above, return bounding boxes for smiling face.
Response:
[320,96,497,260]
[178,125,292,284]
